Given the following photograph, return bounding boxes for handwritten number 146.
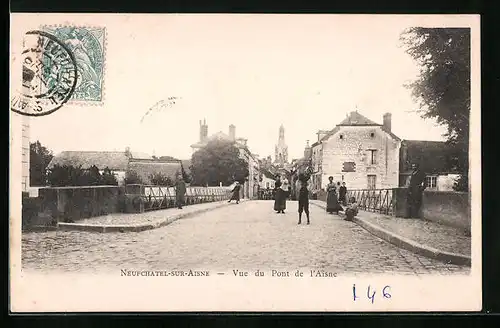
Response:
[353,284,391,303]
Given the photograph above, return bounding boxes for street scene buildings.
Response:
[15,18,474,284]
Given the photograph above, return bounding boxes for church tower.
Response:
[274,124,288,167]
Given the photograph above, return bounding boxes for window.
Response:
[339,134,344,140]
[367,175,376,189]
[266,182,269,188]
[370,132,375,138]
[426,176,437,189]
[368,149,377,165]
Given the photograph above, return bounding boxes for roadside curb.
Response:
[310,201,471,267]
[57,200,245,233]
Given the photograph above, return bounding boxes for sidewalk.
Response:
[311,200,471,266]
[58,200,245,233]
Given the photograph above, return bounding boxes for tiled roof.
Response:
[261,169,276,180]
[47,151,129,171]
[131,152,152,159]
[319,126,341,143]
[128,160,182,184]
[337,111,380,126]
[317,111,400,142]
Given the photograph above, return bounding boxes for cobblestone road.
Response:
[22,201,470,275]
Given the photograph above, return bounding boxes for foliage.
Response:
[400,28,470,191]
[148,172,174,186]
[86,165,102,185]
[47,164,118,186]
[29,140,54,186]
[124,170,143,185]
[453,175,468,192]
[101,167,118,185]
[180,163,191,183]
[190,139,249,186]
[47,164,84,186]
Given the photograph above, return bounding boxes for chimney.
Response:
[383,113,392,132]
[125,147,131,158]
[317,130,328,142]
[229,124,236,141]
[200,119,208,142]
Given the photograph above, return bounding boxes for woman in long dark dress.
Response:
[338,182,347,206]
[274,176,285,213]
[326,176,342,214]
[228,181,241,204]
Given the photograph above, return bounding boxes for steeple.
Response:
[274,124,288,166]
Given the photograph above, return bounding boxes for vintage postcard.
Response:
[9,14,481,312]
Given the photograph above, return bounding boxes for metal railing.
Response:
[346,188,395,215]
[126,184,232,212]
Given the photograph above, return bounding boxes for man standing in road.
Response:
[339,182,347,206]
[297,177,310,225]
[175,172,187,209]
[407,163,426,218]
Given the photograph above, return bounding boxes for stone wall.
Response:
[421,191,470,232]
[315,188,470,233]
[37,186,123,224]
[24,184,235,228]
[321,126,400,190]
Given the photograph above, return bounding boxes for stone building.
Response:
[309,111,401,192]
[259,169,276,190]
[190,119,260,199]
[399,140,461,191]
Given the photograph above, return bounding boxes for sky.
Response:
[19,15,451,160]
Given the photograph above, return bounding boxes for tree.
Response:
[190,139,249,186]
[149,172,173,186]
[83,165,102,185]
[47,164,85,186]
[400,28,470,191]
[29,140,53,186]
[180,162,191,183]
[101,167,118,185]
[124,170,143,185]
[46,165,119,186]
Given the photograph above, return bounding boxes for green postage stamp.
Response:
[42,26,106,104]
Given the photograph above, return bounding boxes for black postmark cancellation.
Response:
[11,30,78,117]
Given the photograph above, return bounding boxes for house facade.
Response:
[310,111,401,192]
[190,120,260,199]
[259,169,276,190]
[399,140,461,191]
